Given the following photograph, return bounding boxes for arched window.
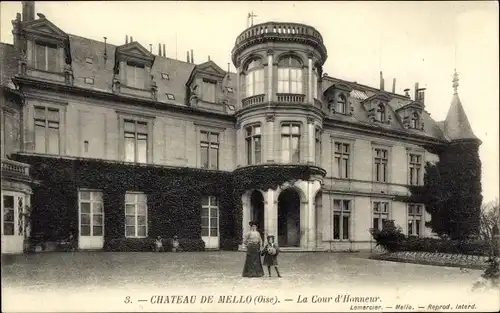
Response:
[410,112,419,129]
[277,56,303,94]
[376,103,386,122]
[336,94,347,114]
[244,58,264,98]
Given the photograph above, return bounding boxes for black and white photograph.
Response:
[1,1,499,312]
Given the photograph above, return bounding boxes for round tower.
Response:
[232,22,328,250]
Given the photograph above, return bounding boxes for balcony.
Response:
[276,93,305,103]
[242,94,266,108]
[231,22,328,66]
[1,158,31,182]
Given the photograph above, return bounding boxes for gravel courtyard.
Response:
[2,251,498,312]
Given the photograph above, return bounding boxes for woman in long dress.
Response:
[242,221,264,277]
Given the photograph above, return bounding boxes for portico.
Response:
[240,179,322,251]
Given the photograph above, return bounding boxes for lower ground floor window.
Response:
[125,192,148,238]
[201,196,219,237]
[2,192,25,237]
[333,199,351,240]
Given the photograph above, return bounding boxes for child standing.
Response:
[172,235,180,252]
[261,235,281,277]
[154,236,163,252]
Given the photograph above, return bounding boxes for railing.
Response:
[235,22,324,45]
[242,94,265,108]
[276,93,305,103]
[1,158,30,176]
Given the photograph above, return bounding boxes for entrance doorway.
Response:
[277,188,301,247]
[250,190,264,240]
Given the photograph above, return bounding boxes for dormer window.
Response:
[376,103,386,122]
[202,79,216,103]
[126,61,145,89]
[278,55,303,94]
[410,112,419,129]
[336,94,347,114]
[34,42,59,72]
[244,58,264,97]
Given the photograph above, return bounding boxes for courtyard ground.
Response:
[2,251,499,312]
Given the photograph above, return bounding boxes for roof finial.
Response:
[248,11,257,27]
[452,69,459,94]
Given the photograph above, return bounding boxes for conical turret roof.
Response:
[443,70,479,141]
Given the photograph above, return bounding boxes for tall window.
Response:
[245,124,261,165]
[373,201,389,230]
[315,128,322,165]
[374,148,388,182]
[376,103,386,122]
[34,106,60,154]
[336,94,347,114]
[2,195,15,236]
[281,123,300,163]
[408,204,423,237]
[124,120,148,163]
[277,56,303,94]
[333,199,351,240]
[202,80,217,103]
[334,142,350,179]
[201,196,219,238]
[35,42,58,72]
[409,154,422,186]
[245,58,264,97]
[200,131,219,169]
[125,192,147,238]
[126,62,145,89]
[312,68,318,99]
[79,191,103,237]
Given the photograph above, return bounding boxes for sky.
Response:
[1,1,498,202]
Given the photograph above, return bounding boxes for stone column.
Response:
[307,116,315,164]
[240,192,251,250]
[24,102,34,152]
[307,181,320,250]
[236,67,241,110]
[267,50,273,103]
[308,55,313,104]
[266,114,275,163]
[265,188,277,239]
[27,40,33,66]
[119,61,126,84]
[236,123,243,167]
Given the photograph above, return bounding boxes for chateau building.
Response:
[1,2,480,254]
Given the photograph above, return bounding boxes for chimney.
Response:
[22,1,35,22]
[208,56,211,61]
[163,44,166,57]
[190,49,194,64]
[414,82,419,100]
[149,44,152,53]
[126,35,129,44]
[187,51,190,62]
[379,71,385,91]
[158,43,161,56]
[130,36,134,42]
[404,88,410,98]
[417,88,426,105]
[392,78,396,93]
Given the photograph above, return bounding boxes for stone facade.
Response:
[0,2,480,253]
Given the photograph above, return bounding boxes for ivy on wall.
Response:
[14,154,235,248]
[14,155,324,250]
[394,141,483,240]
